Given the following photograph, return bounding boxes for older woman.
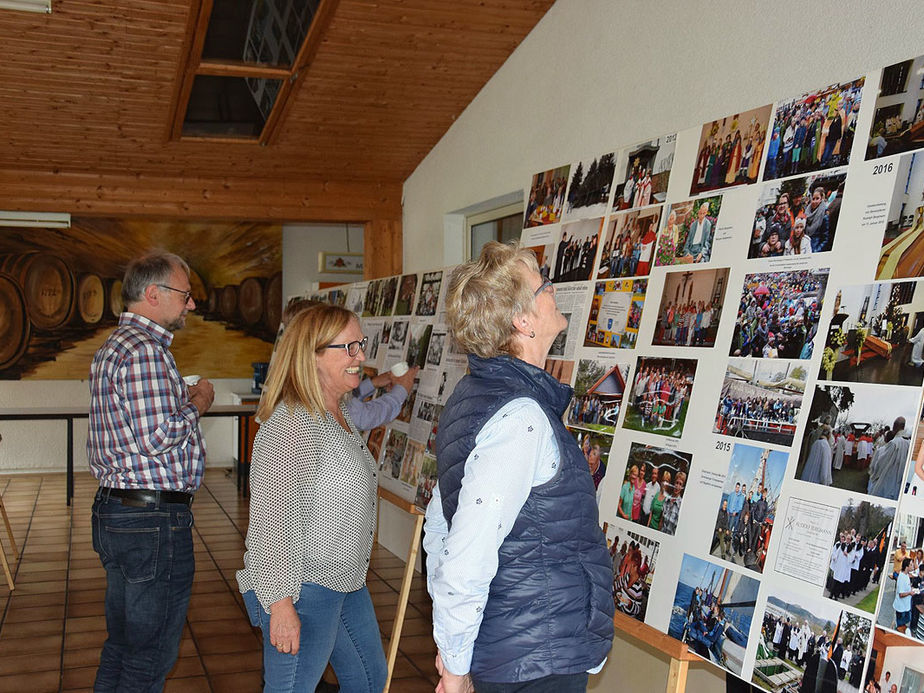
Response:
[236,304,387,693]
[423,241,614,692]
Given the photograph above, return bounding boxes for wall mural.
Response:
[0,219,279,379]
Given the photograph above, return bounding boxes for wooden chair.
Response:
[0,433,19,589]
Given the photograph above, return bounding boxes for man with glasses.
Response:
[88,251,215,691]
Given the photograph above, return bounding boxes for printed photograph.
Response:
[393,273,419,316]
[729,269,829,360]
[711,445,789,574]
[713,358,805,447]
[380,428,408,480]
[524,164,571,228]
[753,588,870,693]
[613,135,676,211]
[668,554,759,676]
[879,152,924,281]
[425,331,445,368]
[866,54,924,160]
[654,196,722,267]
[543,358,575,386]
[906,408,924,502]
[819,280,924,387]
[563,152,616,221]
[826,499,893,614]
[550,217,603,283]
[399,440,425,485]
[415,270,443,316]
[566,359,630,435]
[652,267,728,348]
[796,382,919,500]
[875,511,924,642]
[764,77,864,180]
[568,428,613,495]
[584,278,647,349]
[405,321,433,369]
[616,442,692,536]
[415,453,437,509]
[623,358,696,438]
[748,170,847,258]
[690,105,773,195]
[604,523,660,623]
[865,626,924,693]
[596,206,662,280]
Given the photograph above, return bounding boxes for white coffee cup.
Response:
[183,375,201,386]
[391,361,409,377]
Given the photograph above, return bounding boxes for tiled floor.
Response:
[0,470,438,692]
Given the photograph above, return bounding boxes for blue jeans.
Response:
[472,672,589,692]
[243,583,387,693]
[91,492,195,692]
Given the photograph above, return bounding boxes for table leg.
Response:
[67,418,74,506]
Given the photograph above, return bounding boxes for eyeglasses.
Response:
[533,278,554,297]
[157,285,193,303]
[325,336,368,357]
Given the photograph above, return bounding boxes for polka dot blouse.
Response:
[236,401,378,612]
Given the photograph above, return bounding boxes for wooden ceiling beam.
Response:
[0,169,402,224]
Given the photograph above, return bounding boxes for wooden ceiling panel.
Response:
[0,0,553,218]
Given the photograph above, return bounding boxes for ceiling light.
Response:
[0,211,70,228]
[0,0,51,13]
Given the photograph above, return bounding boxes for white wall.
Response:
[394,0,924,689]
[0,223,360,475]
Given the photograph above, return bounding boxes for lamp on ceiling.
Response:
[0,211,70,228]
[0,0,51,12]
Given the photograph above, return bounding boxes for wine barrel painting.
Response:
[107,279,124,318]
[0,273,31,370]
[0,253,75,329]
[238,277,264,326]
[264,272,282,334]
[75,273,105,325]
[218,285,239,322]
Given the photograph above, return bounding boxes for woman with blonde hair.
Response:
[237,303,387,692]
[423,241,613,692]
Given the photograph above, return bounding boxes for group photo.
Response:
[668,554,758,676]
[827,499,893,613]
[604,523,660,623]
[711,445,788,574]
[567,358,630,435]
[865,626,924,693]
[763,78,864,181]
[690,105,773,195]
[563,151,616,221]
[415,270,443,315]
[821,280,924,387]
[654,196,722,267]
[748,171,847,258]
[613,135,676,210]
[616,441,693,536]
[622,357,697,438]
[752,589,871,693]
[866,54,924,161]
[550,217,603,283]
[524,164,570,228]
[875,513,924,641]
[729,269,829,360]
[584,278,648,349]
[713,359,805,447]
[796,383,918,500]
[595,206,662,280]
[652,267,729,348]
[569,428,614,493]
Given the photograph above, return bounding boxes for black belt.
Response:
[100,487,194,507]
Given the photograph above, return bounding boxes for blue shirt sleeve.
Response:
[345,383,407,431]
[422,397,558,675]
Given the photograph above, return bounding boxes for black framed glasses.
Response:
[533,278,553,297]
[157,284,193,303]
[325,336,368,357]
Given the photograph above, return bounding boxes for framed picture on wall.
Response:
[319,252,364,274]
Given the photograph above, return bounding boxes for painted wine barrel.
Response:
[238,277,264,326]
[107,279,124,318]
[75,273,105,324]
[0,273,31,370]
[264,272,282,333]
[0,253,75,329]
[219,285,239,321]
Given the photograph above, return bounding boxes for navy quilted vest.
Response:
[436,354,614,683]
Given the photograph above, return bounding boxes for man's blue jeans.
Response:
[243,582,387,693]
[91,492,195,692]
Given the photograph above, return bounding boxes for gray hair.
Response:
[122,251,190,305]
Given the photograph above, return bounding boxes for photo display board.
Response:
[310,54,924,690]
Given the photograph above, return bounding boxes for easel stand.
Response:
[612,610,701,692]
[376,486,425,693]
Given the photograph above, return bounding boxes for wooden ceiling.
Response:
[0,0,554,222]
